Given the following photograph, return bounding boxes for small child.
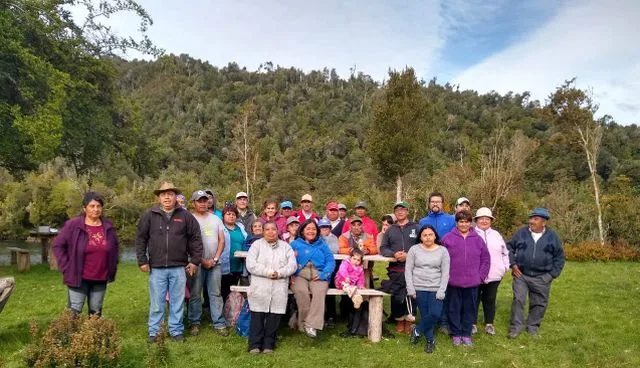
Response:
[334,248,365,309]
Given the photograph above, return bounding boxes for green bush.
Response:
[564,240,640,262]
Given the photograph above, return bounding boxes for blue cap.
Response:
[318,218,331,228]
[529,208,550,220]
[280,201,293,209]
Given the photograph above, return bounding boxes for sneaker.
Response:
[189,325,200,336]
[171,334,185,343]
[425,340,435,354]
[262,349,274,354]
[147,335,157,344]
[438,326,450,336]
[507,330,519,339]
[484,324,496,335]
[214,327,229,337]
[325,317,335,328]
[471,324,477,334]
[527,328,540,339]
[395,321,405,333]
[462,336,473,346]
[409,324,420,345]
[353,294,363,309]
[248,348,261,354]
[452,336,462,346]
[304,327,317,338]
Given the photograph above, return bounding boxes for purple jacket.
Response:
[53,216,119,288]
[441,228,490,288]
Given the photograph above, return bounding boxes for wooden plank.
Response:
[234,250,394,262]
[230,285,387,297]
[7,247,30,253]
[368,296,383,343]
[16,252,30,272]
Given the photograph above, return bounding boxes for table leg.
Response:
[40,237,49,264]
[368,295,383,343]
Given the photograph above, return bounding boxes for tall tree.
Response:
[230,102,260,204]
[366,68,430,202]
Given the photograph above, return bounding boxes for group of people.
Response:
[51,183,565,355]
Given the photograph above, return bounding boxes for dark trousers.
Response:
[325,260,340,321]
[249,312,282,351]
[510,274,552,334]
[447,286,478,337]
[415,291,443,341]
[221,273,241,303]
[438,289,449,328]
[475,280,500,324]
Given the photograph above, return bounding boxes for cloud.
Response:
[452,0,640,125]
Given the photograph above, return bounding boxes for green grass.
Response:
[1,262,639,367]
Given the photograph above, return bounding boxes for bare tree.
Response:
[231,103,260,206]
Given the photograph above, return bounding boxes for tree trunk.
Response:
[396,175,402,202]
[591,172,605,247]
[243,114,250,195]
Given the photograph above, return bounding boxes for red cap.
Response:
[325,201,339,210]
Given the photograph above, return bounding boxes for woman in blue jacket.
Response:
[290,220,335,338]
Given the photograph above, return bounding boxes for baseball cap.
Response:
[393,201,409,209]
[286,216,300,226]
[191,190,209,201]
[280,201,293,209]
[338,203,347,210]
[350,215,363,224]
[456,197,471,206]
[235,191,248,199]
[529,208,550,220]
[354,201,368,209]
[318,218,331,228]
[325,201,339,210]
[301,194,313,202]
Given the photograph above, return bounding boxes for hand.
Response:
[139,264,149,273]
[186,263,198,276]
[312,275,320,281]
[436,291,445,300]
[202,259,213,269]
[410,293,416,299]
[511,265,522,279]
[363,248,370,255]
[290,276,296,285]
[344,277,351,284]
[394,251,407,262]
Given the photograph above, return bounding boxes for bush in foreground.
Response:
[564,240,640,262]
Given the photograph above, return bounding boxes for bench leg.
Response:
[368,296,383,343]
[17,253,30,272]
[10,251,17,265]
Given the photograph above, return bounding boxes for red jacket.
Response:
[293,210,319,224]
[342,215,379,240]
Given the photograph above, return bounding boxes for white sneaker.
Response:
[353,294,363,309]
[304,327,317,338]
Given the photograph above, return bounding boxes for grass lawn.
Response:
[1,261,639,367]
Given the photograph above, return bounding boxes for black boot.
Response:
[425,340,435,354]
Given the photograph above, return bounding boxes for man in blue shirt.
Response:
[418,192,455,238]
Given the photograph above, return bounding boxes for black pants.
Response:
[249,312,282,351]
[221,273,241,303]
[447,286,478,337]
[475,281,500,324]
[325,260,340,321]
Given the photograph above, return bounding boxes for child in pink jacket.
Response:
[334,248,365,309]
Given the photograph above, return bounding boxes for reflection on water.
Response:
[0,241,138,266]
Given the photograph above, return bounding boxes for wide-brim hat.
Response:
[154,182,181,195]
[474,207,495,220]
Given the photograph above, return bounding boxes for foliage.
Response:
[564,240,640,262]
[24,310,121,367]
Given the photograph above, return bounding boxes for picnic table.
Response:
[29,227,58,271]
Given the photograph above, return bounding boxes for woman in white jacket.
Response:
[473,207,510,335]
[246,221,297,354]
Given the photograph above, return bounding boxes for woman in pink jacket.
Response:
[472,207,509,335]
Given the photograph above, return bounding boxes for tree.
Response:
[230,102,260,205]
[366,68,430,202]
[546,79,605,246]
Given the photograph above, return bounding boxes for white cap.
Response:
[456,197,470,206]
[235,192,248,199]
[474,207,494,219]
[301,194,313,202]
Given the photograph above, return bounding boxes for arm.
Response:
[246,241,270,277]
[277,243,298,278]
[214,226,225,261]
[479,239,490,281]
[437,248,450,298]
[379,231,395,257]
[186,214,203,266]
[319,244,335,281]
[356,268,365,289]
[499,234,510,273]
[52,222,71,272]
[404,248,416,296]
[334,260,349,287]
[338,235,350,255]
[364,238,377,255]
[135,211,151,266]
[506,232,518,267]
[550,234,565,278]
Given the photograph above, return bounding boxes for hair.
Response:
[428,192,444,203]
[296,219,320,243]
[252,221,265,230]
[455,210,473,223]
[418,225,441,245]
[350,247,364,259]
[82,192,104,208]
[381,215,395,225]
[222,204,239,217]
[261,221,277,231]
[260,200,279,218]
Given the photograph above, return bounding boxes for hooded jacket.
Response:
[507,226,565,278]
[290,237,335,281]
[379,221,420,270]
[441,228,490,288]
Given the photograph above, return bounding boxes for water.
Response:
[0,241,138,266]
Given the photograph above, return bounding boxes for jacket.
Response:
[379,221,420,270]
[441,228,490,288]
[293,210,320,224]
[53,216,119,288]
[334,259,365,289]
[341,216,379,240]
[258,214,287,235]
[418,212,455,238]
[222,222,247,274]
[290,237,335,281]
[238,209,257,233]
[507,226,565,278]
[135,204,203,268]
[338,232,378,255]
[474,226,510,283]
[331,219,345,237]
[246,238,297,314]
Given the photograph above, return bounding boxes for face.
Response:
[326,208,339,221]
[223,211,237,225]
[420,228,436,246]
[176,197,186,208]
[263,223,278,242]
[252,222,264,235]
[281,207,292,217]
[288,222,299,234]
[302,224,317,241]
[194,197,209,214]
[355,207,366,217]
[455,202,470,213]
[394,207,408,221]
[457,219,472,234]
[351,221,363,236]
[381,220,391,233]
[476,216,492,230]
[84,200,103,220]
[301,200,312,212]
[207,194,214,209]
[429,196,444,213]
[158,191,177,211]
[320,227,331,236]
[265,203,277,218]
[529,216,546,233]
[339,209,347,219]
[236,197,248,210]
[351,254,363,266]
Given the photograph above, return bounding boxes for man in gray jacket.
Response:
[506,208,565,339]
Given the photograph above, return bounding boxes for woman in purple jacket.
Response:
[53,192,119,316]
[441,210,490,347]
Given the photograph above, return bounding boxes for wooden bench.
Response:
[231,285,388,343]
[7,247,30,272]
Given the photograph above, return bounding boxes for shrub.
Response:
[25,310,121,367]
[564,240,640,262]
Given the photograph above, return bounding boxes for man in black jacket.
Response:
[136,182,203,343]
[380,201,420,334]
[507,208,565,339]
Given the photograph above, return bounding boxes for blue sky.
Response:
[81,0,640,125]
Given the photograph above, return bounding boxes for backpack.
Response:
[223,291,245,327]
[235,299,251,337]
[346,301,369,336]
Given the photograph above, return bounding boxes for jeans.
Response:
[447,286,478,337]
[68,279,107,315]
[438,288,449,328]
[510,273,552,334]
[188,265,226,328]
[149,267,186,337]
[475,280,501,324]
[415,291,443,341]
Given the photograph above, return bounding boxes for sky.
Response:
[80,0,640,125]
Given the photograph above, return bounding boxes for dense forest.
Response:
[1,1,640,253]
